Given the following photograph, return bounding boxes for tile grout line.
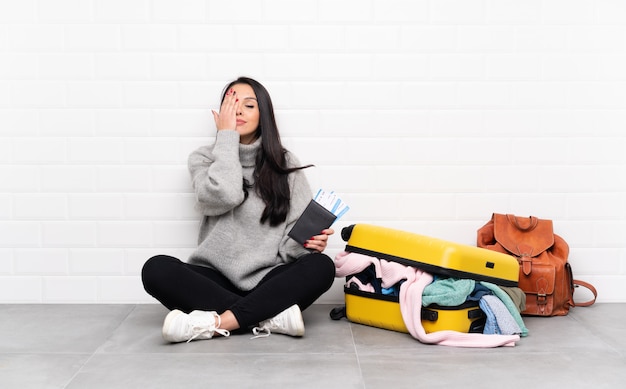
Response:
[61,304,139,388]
[349,323,367,389]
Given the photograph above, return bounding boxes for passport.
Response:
[288,199,338,245]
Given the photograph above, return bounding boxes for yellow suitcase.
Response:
[343,289,408,333]
[335,287,486,334]
[341,224,519,287]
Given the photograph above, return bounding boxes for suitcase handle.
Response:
[421,308,438,322]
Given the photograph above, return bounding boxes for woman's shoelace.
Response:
[250,326,271,339]
[187,313,231,343]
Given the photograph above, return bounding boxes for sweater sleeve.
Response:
[188,130,246,216]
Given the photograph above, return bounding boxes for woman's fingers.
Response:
[216,89,237,130]
[321,228,335,236]
[304,229,334,252]
[304,239,325,252]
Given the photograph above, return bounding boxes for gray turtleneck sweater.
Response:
[187,130,312,291]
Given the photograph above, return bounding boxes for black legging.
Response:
[141,253,336,329]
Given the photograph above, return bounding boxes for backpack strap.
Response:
[573,280,597,307]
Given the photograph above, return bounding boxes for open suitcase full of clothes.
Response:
[331,224,520,336]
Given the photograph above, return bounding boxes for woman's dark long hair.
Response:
[221,77,312,226]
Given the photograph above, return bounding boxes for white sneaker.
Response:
[251,304,305,338]
[162,309,230,343]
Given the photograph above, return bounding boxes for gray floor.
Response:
[1,303,625,389]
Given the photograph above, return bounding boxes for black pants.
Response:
[141,253,336,329]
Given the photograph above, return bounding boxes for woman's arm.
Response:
[188,130,246,216]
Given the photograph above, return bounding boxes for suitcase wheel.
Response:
[329,306,346,320]
[341,225,355,241]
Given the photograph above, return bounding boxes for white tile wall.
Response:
[1,0,625,303]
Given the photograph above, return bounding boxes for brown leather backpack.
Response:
[477,213,597,316]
